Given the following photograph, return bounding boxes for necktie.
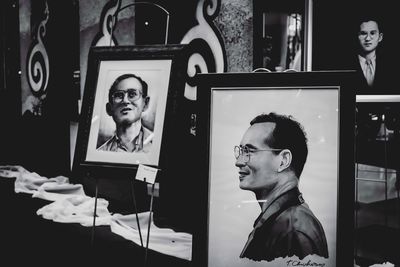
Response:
[365,59,374,86]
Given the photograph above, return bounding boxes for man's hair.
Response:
[250,112,308,178]
[356,13,383,33]
[108,73,148,102]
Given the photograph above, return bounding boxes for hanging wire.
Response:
[109,2,170,46]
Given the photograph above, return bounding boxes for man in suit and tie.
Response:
[354,15,385,92]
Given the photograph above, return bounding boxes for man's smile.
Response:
[238,170,250,180]
[120,107,133,114]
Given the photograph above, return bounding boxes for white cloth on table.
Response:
[1,165,111,227]
[0,164,70,195]
[1,163,194,262]
[15,170,71,195]
[110,212,192,261]
[16,175,70,195]
[37,195,112,227]
[0,165,86,201]
[0,165,33,179]
[32,182,86,202]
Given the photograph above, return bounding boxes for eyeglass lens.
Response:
[112,89,141,103]
[234,146,250,162]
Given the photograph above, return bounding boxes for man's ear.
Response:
[106,103,112,116]
[143,96,150,112]
[277,149,292,172]
[378,32,383,43]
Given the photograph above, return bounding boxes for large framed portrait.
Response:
[194,71,355,267]
[73,45,188,176]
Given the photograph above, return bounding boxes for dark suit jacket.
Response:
[240,187,329,261]
[353,53,390,94]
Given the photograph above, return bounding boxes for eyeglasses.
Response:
[234,145,283,163]
[111,89,143,103]
[358,31,379,39]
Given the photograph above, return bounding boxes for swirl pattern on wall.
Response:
[180,0,227,100]
[93,0,121,47]
[27,1,50,96]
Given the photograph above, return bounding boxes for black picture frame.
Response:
[354,94,400,266]
[194,71,356,267]
[73,45,188,179]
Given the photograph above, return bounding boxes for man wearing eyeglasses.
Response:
[97,73,153,152]
[352,14,388,93]
[235,112,328,261]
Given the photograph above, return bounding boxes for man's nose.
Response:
[235,155,246,167]
[122,93,130,103]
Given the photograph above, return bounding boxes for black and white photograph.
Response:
[209,89,336,267]
[85,58,170,166]
[71,44,190,176]
[95,73,153,153]
[1,1,399,267]
[195,71,355,267]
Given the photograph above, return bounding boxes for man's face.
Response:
[107,77,149,125]
[235,122,281,193]
[358,20,383,54]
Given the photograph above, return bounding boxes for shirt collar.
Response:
[114,125,144,151]
[358,53,376,64]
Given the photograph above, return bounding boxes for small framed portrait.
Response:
[73,45,188,175]
[194,71,356,267]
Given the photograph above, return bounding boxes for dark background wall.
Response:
[312,0,396,72]
[0,0,21,165]
[1,0,78,177]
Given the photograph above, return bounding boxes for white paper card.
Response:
[135,164,158,184]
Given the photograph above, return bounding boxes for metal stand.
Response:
[91,177,99,247]
[89,3,169,266]
[144,182,156,267]
[131,179,144,247]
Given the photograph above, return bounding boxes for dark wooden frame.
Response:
[194,71,356,267]
[72,44,188,179]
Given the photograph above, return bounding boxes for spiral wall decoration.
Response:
[92,0,121,47]
[180,0,227,100]
[26,1,50,97]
